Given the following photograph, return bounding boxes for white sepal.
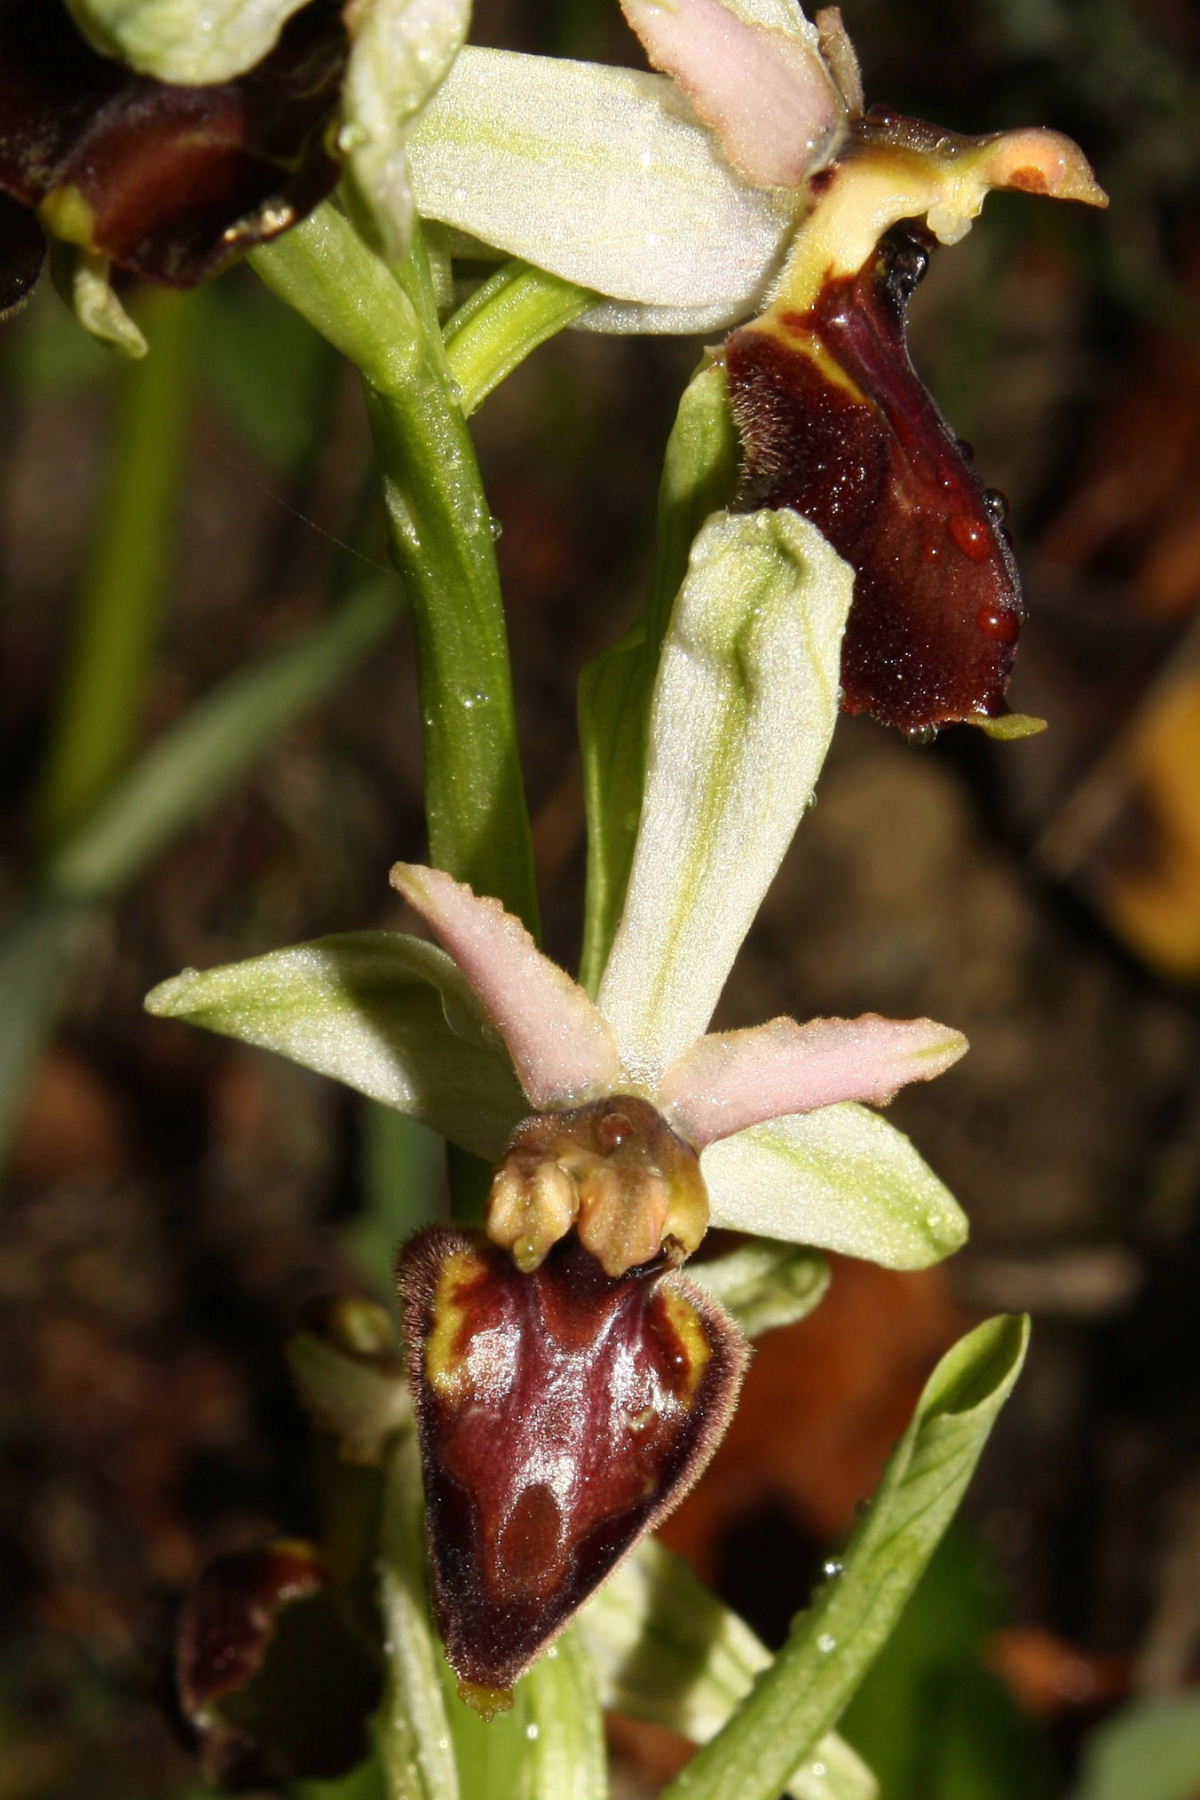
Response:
[340,0,471,261]
[408,46,801,318]
[598,508,853,1088]
[145,931,527,1159]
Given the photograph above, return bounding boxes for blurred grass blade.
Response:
[442,260,595,417]
[1073,1697,1200,1800]
[347,1103,448,1294]
[0,898,97,1166]
[0,579,398,1172]
[578,358,737,992]
[376,1435,460,1800]
[37,287,198,846]
[47,579,396,899]
[438,1627,607,1800]
[659,1315,1030,1800]
[581,1540,876,1800]
[688,1240,830,1338]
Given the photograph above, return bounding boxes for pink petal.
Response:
[658,1014,967,1148]
[620,0,844,189]
[390,863,623,1110]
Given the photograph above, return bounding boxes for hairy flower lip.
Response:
[397,1224,747,1697]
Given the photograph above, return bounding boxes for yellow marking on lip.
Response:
[659,1287,711,1406]
[425,1247,488,1399]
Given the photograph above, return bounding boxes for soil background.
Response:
[3,1,1200,1794]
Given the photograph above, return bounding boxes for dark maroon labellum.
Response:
[0,0,346,288]
[727,224,1024,734]
[0,187,44,317]
[177,1536,381,1784]
[398,1227,745,1697]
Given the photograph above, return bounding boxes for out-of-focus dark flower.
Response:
[0,0,347,341]
[176,1536,381,1784]
[0,0,469,347]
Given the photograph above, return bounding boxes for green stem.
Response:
[442,262,596,417]
[252,208,540,934]
[36,287,198,846]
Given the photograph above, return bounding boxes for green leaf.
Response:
[689,1240,830,1338]
[839,1526,1056,1800]
[580,1540,875,1800]
[659,1315,1030,1800]
[596,508,854,1085]
[65,0,311,83]
[1074,1698,1200,1800]
[699,1102,968,1270]
[578,356,736,993]
[145,932,527,1161]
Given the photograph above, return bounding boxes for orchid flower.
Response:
[407,0,1107,731]
[148,504,969,1702]
[0,0,468,348]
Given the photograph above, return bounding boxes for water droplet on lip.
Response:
[976,605,1020,644]
[822,1559,844,1578]
[947,514,990,562]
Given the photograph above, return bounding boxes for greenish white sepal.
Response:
[144,931,526,1159]
[598,508,853,1087]
[700,1101,969,1269]
[408,47,801,324]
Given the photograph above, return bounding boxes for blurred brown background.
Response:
[2,0,1200,1794]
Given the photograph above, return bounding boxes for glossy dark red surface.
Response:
[0,0,345,287]
[399,1228,745,1691]
[727,226,1023,733]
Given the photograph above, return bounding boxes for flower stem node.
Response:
[487,1095,709,1278]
